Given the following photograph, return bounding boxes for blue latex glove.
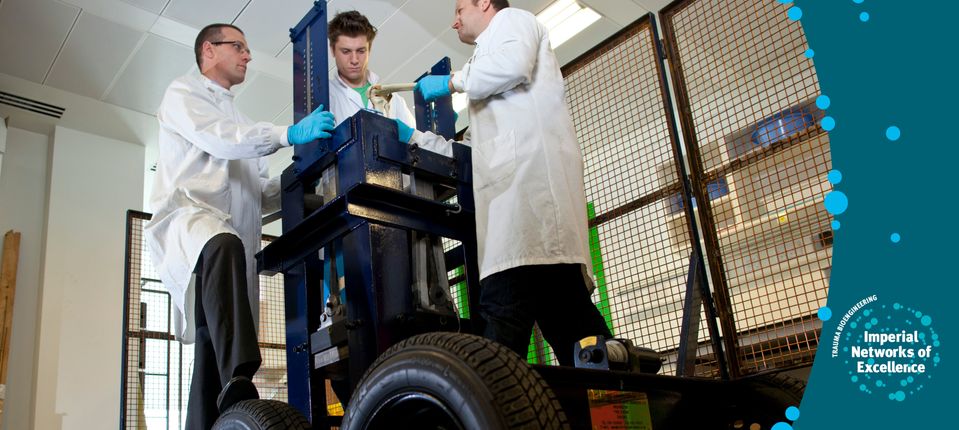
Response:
[394,119,414,143]
[288,104,335,145]
[415,75,451,102]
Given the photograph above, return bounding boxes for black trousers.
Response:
[479,263,613,366]
[186,233,262,430]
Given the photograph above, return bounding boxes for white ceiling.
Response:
[0,0,672,175]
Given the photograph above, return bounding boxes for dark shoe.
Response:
[606,338,663,374]
[217,376,259,413]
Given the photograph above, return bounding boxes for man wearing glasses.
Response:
[145,23,335,429]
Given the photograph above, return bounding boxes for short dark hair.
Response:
[328,11,377,48]
[475,0,510,10]
[194,24,244,68]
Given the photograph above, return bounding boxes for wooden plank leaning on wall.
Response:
[0,230,21,426]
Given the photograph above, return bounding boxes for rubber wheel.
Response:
[725,373,806,429]
[213,399,311,430]
[343,332,570,429]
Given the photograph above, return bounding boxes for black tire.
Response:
[725,373,806,429]
[343,332,569,430]
[213,399,311,430]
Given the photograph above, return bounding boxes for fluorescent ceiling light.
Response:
[537,0,602,49]
[453,92,469,113]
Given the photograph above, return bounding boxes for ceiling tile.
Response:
[553,17,622,66]
[235,72,293,123]
[381,29,472,84]
[104,34,194,115]
[149,15,199,47]
[59,0,157,31]
[0,0,79,83]
[369,1,464,83]
[327,0,406,28]
[511,0,556,15]
[632,0,673,13]
[46,12,143,100]
[59,0,158,31]
[163,0,248,30]
[121,0,170,15]
[235,0,314,57]
[582,0,648,27]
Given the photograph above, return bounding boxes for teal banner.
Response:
[778,1,953,428]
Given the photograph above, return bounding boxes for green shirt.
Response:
[353,82,373,108]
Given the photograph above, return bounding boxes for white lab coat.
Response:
[329,69,416,127]
[144,70,288,343]
[415,8,593,282]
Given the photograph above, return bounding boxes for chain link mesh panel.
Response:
[122,212,301,429]
[562,17,712,376]
[662,0,830,374]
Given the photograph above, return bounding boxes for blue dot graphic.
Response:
[868,358,875,365]
[821,116,836,131]
[876,380,883,387]
[934,356,941,364]
[786,406,800,421]
[921,315,932,326]
[900,380,908,387]
[824,191,849,215]
[816,95,831,110]
[805,48,815,58]
[772,423,792,430]
[827,169,843,184]
[818,306,832,321]
[915,311,922,318]
[894,391,905,401]
[870,318,878,325]
[832,220,841,230]
[787,6,802,21]
[865,323,872,329]
[860,384,867,391]
[853,0,864,4]
[860,11,870,22]
[894,303,901,310]
[886,126,901,141]
[864,310,871,316]
[891,233,901,243]
[851,375,858,382]
[908,376,914,383]
[888,393,896,400]
[850,321,857,328]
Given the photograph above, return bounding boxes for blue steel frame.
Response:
[259,3,474,427]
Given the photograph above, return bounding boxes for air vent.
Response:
[0,91,65,119]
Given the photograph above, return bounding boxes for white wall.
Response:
[0,127,50,430]
[0,117,7,176]
[32,126,143,430]
[0,71,158,216]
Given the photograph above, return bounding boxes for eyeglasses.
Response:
[210,40,251,55]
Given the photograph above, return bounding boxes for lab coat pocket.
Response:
[475,130,516,190]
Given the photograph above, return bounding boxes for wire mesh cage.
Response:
[561,16,714,376]
[661,0,830,375]
[120,5,832,425]
[121,212,308,429]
